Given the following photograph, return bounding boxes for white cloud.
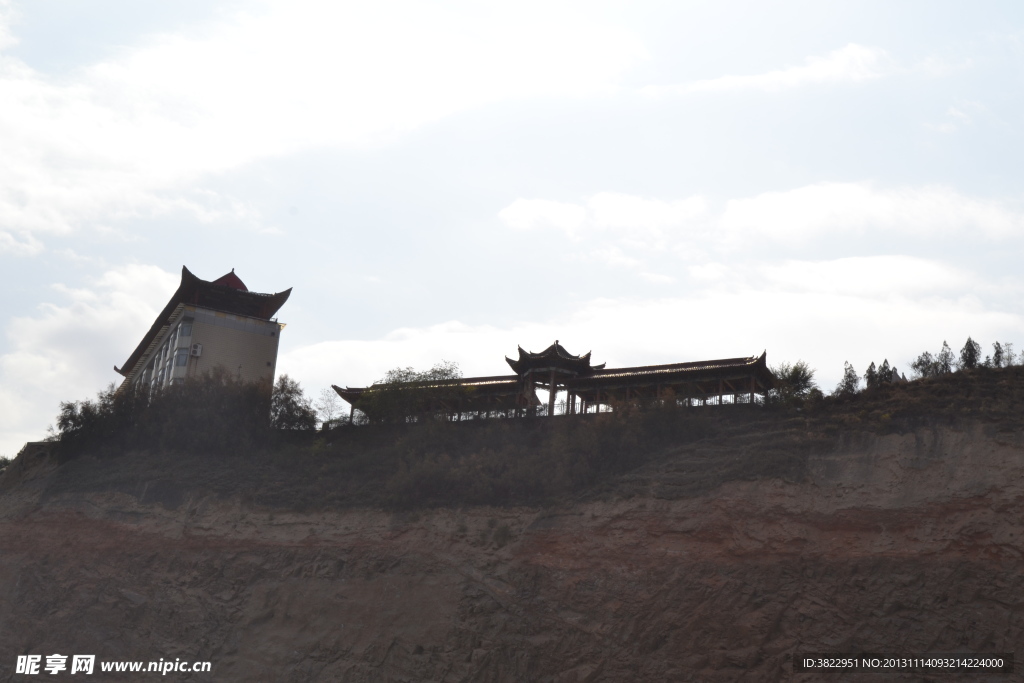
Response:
[0,229,42,255]
[582,246,642,268]
[758,256,971,297]
[0,264,177,456]
[925,103,982,134]
[719,183,1024,244]
[643,43,890,97]
[280,284,1024,407]
[0,2,648,250]
[0,0,15,52]
[500,183,1024,278]
[498,199,587,234]
[589,192,707,232]
[639,272,675,284]
[498,192,707,243]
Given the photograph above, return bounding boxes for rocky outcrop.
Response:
[0,421,1021,681]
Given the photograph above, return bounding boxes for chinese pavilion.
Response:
[333,341,776,421]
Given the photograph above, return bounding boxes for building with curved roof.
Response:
[116,266,291,392]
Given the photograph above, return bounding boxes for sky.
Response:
[3,0,1024,454]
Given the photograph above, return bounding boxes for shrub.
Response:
[51,368,293,457]
[768,360,818,406]
[355,361,472,424]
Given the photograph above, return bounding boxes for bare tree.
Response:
[936,341,955,374]
[992,341,1005,368]
[314,387,343,426]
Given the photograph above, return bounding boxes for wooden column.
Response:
[548,368,557,417]
[525,371,534,418]
[749,375,756,404]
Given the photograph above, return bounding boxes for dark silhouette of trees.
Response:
[864,362,878,389]
[356,361,469,424]
[995,342,1011,368]
[992,342,1006,368]
[878,359,892,384]
[909,338,1020,380]
[910,351,938,379]
[50,368,321,456]
[862,358,903,389]
[937,341,955,374]
[270,375,317,430]
[52,368,276,455]
[959,337,982,370]
[834,361,860,396]
[768,361,819,405]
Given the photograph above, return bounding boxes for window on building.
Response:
[175,349,189,367]
[179,321,193,336]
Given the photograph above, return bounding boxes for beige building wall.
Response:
[187,310,283,385]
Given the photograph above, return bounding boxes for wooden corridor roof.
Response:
[333,350,774,411]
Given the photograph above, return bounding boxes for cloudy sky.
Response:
[3,0,1024,454]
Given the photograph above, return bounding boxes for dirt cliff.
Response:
[1,378,1022,681]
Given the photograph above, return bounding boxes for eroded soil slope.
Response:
[1,407,1023,680]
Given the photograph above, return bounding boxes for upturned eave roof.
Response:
[506,341,605,376]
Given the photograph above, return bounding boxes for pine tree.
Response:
[864,362,878,389]
[959,337,982,370]
[834,361,860,395]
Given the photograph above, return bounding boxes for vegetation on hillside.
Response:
[51,368,316,457]
[353,361,470,424]
[28,335,1024,510]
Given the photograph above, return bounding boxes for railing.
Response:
[327,391,764,429]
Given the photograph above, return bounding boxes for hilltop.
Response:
[0,367,1021,680]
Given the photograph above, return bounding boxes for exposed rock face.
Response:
[0,422,1021,681]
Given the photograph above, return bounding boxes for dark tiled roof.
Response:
[505,341,605,375]
[568,352,774,388]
